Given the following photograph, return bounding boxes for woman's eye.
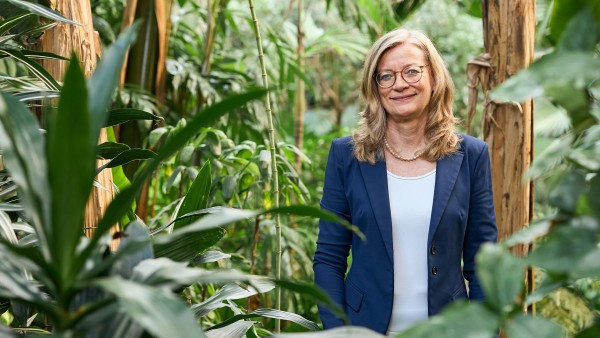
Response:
[379,73,394,82]
[404,68,419,76]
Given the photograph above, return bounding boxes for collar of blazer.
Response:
[358,149,465,262]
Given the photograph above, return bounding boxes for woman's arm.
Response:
[463,142,498,300]
[313,140,353,329]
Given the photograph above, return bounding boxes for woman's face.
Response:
[376,44,433,124]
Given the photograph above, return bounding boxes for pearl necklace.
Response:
[383,137,425,162]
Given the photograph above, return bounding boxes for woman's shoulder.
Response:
[457,133,489,155]
[329,136,355,161]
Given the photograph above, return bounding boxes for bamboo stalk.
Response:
[247,0,282,332]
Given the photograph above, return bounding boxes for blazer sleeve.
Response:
[463,142,498,301]
[313,139,353,329]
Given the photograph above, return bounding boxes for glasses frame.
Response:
[374,64,429,89]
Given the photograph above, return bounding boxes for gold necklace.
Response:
[383,137,425,162]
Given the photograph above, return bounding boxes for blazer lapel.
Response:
[358,160,394,262]
[428,150,464,243]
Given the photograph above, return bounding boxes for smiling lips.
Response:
[390,93,417,101]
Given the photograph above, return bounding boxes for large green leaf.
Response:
[549,0,600,44]
[491,52,600,103]
[47,53,94,285]
[96,277,206,338]
[557,8,598,51]
[526,226,598,275]
[395,301,498,338]
[0,92,51,259]
[504,313,564,338]
[475,244,524,314]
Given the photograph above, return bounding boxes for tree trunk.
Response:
[481,0,535,308]
[118,0,174,221]
[294,0,305,173]
[34,0,115,242]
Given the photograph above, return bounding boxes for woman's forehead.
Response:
[377,44,426,70]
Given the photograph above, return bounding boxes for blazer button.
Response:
[432,267,438,275]
[430,246,437,255]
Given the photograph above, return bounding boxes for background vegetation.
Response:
[0,0,599,337]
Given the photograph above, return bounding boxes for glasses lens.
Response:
[376,71,395,88]
[401,66,422,84]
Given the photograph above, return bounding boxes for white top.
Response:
[386,169,436,334]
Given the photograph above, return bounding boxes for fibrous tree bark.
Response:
[34,0,115,241]
[480,0,535,307]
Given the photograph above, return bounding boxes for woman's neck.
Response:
[385,118,428,150]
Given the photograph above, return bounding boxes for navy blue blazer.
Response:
[313,134,497,334]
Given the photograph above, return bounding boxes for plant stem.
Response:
[247,0,282,332]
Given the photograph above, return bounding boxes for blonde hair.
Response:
[352,28,459,164]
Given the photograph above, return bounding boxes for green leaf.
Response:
[272,326,384,337]
[0,92,51,259]
[0,49,60,90]
[205,321,254,338]
[21,50,70,61]
[96,277,206,338]
[548,168,587,214]
[476,244,524,314]
[155,161,221,263]
[175,161,211,229]
[504,313,564,338]
[5,0,82,26]
[192,250,231,265]
[396,301,498,338]
[97,148,157,171]
[109,220,154,280]
[577,322,600,338]
[207,308,319,332]
[0,13,33,36]
[192,280,275,317]
[97,142,131,160]
[267,205,364,240]
[491,52,600,103]
[503,219,551,247]
[589,171,600,220]
[104,108,163,127]
[48,53,94,284]
[88,23,139,152]
[557,8,598,51]
[526,226,598,275]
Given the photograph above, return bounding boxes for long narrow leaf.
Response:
[207,308,319,332]
[205,321,253,338]
[0,93,51,259]
[87,23,139,149]
[5,0,82,25]
[0,49,60,90]
[48,53,94,284]
[104,108,163,127]
[0,13,33,36]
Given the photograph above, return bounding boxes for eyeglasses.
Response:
[375,65,429,88]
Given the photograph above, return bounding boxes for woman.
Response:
[313,28,497,335]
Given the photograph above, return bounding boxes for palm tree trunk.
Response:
[481,0,535,313]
